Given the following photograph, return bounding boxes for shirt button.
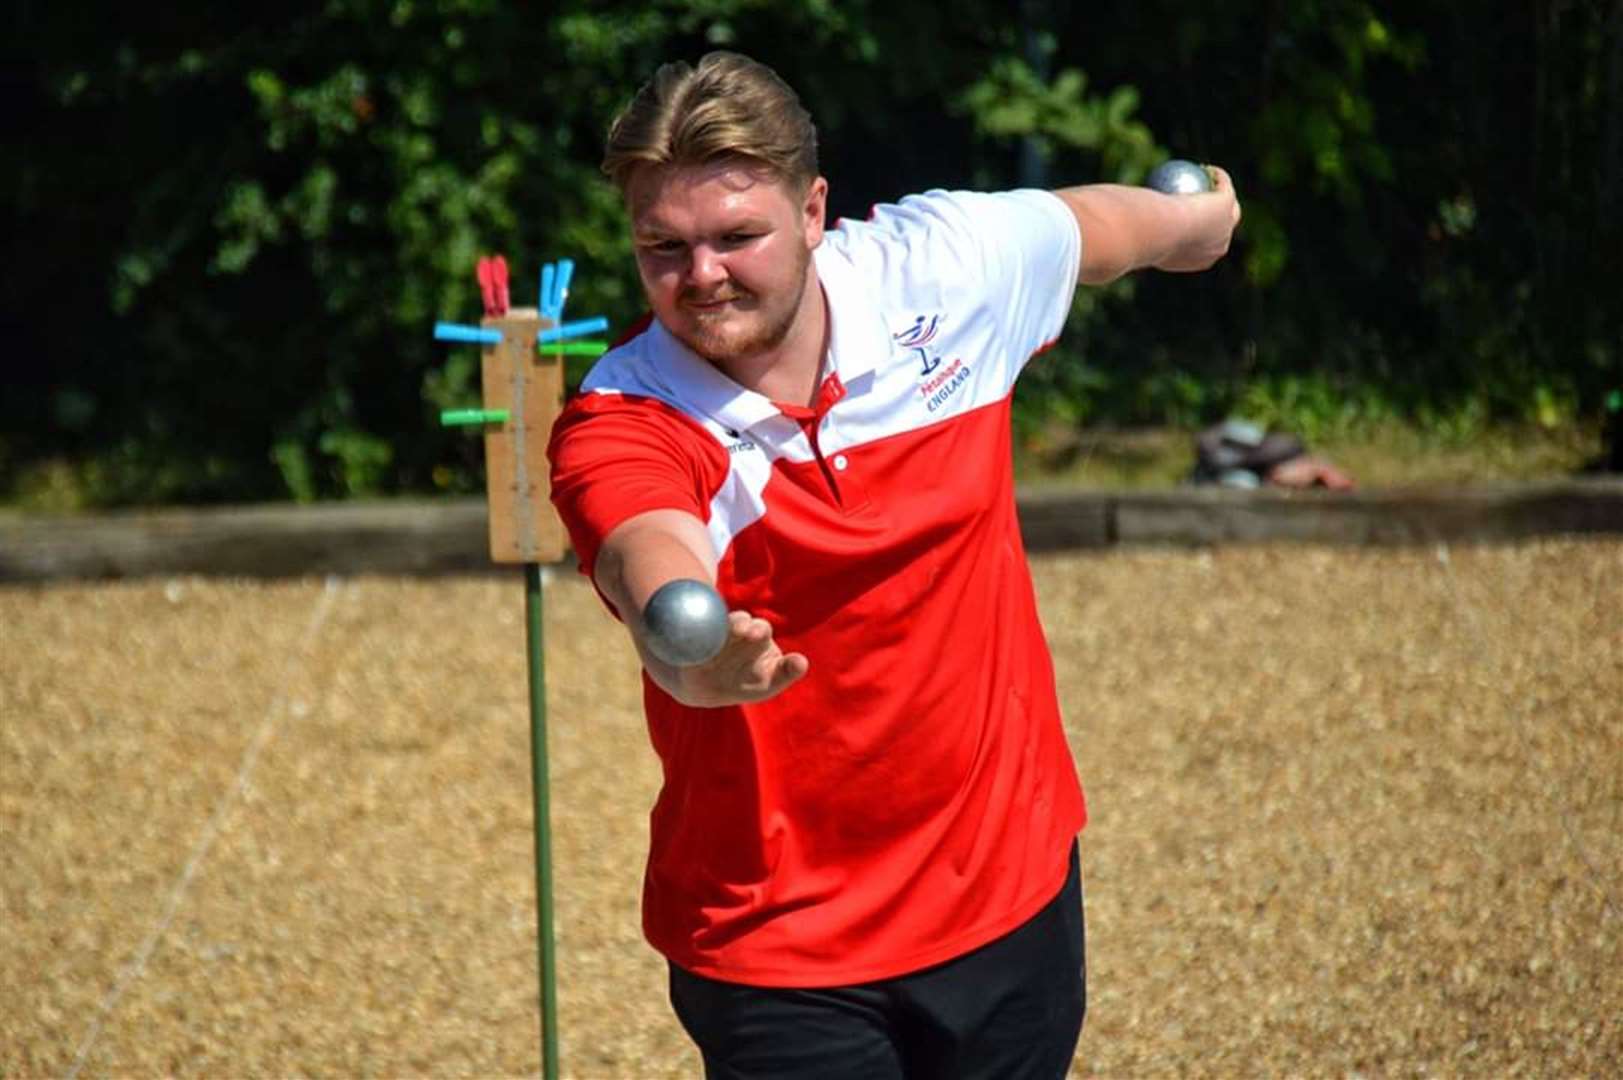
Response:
[833,454,849,471]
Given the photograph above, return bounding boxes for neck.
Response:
[719,275,828,407]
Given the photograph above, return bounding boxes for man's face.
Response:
[627,160,827,369]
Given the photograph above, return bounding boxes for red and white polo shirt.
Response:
[548,188,1087,987]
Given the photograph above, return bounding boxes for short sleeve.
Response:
[856,189,1081,385]
[966,189,1082,363]
[546,392,730,583]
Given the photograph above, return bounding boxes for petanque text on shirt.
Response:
[919,356,972,412]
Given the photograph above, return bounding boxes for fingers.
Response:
[763,651,810,697]
[728,610,770,643]
[1206,165,1242,225]
[1179,165,1240,269]
[723,614,806,694]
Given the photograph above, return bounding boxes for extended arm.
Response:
[594,508,809,707]
[1053,166,1242,285]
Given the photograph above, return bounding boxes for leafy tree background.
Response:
[5,0,1620,506]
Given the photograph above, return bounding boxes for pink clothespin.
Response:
[476,255,511,316]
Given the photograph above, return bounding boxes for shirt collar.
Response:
[646,318,781,434]
[814,241,886,384]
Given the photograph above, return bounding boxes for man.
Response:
[548,50,1239,1079]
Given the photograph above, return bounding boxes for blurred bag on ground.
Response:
[1190,419,1356,490]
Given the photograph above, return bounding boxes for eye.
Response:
[722,232,761,246]
[632,232,678,253]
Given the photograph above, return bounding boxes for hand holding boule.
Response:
[641,579,729,668]
[1145,161,1240,272]
[637,579,810,706]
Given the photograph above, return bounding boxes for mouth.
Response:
[682,291,749,313]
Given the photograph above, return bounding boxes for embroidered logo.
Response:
[893,314,945,375]
[895,315,970,411]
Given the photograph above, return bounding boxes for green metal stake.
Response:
[525,562,560,1080]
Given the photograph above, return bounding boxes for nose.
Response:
[686,244,727,289]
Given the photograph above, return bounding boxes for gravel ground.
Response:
[2,539,1619,1078]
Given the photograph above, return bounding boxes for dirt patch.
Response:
[3,540,1619,1077]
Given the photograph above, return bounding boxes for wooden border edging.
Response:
[0,499,495,583]
[3,479,1622,583]
[1020,477,1623,552]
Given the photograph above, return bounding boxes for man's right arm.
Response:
[595,509,810,708]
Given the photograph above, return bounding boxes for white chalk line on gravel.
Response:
[64,576,346,1080]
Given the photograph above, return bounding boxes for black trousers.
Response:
[668,846,1086,1080]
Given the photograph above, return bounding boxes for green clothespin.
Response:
[440,408,509,427]
[539,341,608,358]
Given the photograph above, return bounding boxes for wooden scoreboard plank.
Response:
[478,307,567,564]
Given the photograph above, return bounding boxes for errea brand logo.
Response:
[722,427,758,454]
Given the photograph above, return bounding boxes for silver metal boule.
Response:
[1145,159,1214,195]
[642,578,730,667]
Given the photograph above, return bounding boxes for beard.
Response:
[673,248,811,368]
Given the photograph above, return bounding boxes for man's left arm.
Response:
[1052,167,1242,285]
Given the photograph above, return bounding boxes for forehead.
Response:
[627,161,800,232]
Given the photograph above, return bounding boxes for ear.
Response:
[801,176,829,249]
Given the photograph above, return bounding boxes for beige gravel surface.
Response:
[2,540,1619,1077]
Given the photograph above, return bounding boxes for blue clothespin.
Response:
[552,259,574,319]
[434,321,503,345]
[539,316,610,345]
[540,259,575,322]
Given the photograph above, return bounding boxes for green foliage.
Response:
[5,0,1620,508]
[318,428,395,496]
[1233,373,1402,444]
[959,59,1162,182]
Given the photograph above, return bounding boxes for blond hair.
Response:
[602,51,819,193]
